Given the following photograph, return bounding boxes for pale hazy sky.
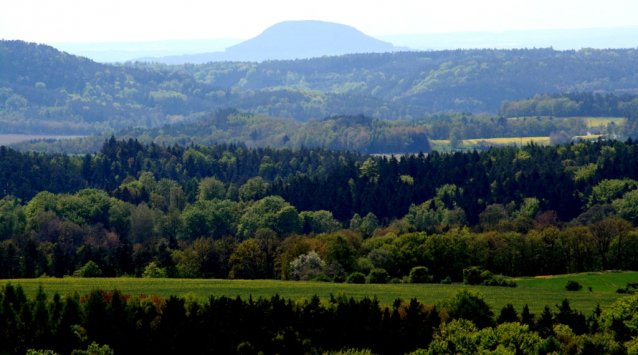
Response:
[2,0,638,44]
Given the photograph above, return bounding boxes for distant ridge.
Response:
[137,20,406,64]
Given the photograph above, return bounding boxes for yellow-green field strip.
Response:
[4,271,637,313]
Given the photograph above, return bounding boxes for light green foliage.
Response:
[590,179,638,207]
[400,175,414,185]
[197,176,225,201]
[573,163,598,182]
[426,320,540,355]
[626,337,638,355]
[25,189,114,226]
[4,273,633,312]
[238,196,301,238]
[0,196,26,238]
[514,198,540,219]
[359,158,379,183]
[180,199,242,239]
[73,261,102,278]
[70,343,114,355]
[27,350,60,355]
[239,177,268,201]
[600,293,638,333]
[142,262,167,278]
[323,349,372,355]
[612,189,638,224]
[301,210,342,234]
[402,184,467,231]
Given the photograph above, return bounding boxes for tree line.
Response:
[499,92,638,119]
[3,139,638,281]
[5,285,638,355]
[132,47,638,114]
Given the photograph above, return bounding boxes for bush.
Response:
[313,273,331,282]
[565,280,583,291]
[409,266,432,283]
[346,272,366,284]
[441,276,452,284]
[142,262,166,278]
[73,261,102,278]
[368,268,390,284]
[463,266,492,285]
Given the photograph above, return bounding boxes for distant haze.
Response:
[49,22,638,64]
[134,21,404,64]
[378,27,638,51]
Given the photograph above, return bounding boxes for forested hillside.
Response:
[499,92,638,118]
[3,138,638,282]
[3,41,638,136]
[13,107,638,155]
[0,40,232,134]
[11,109,432,154]
[134,47,638,114]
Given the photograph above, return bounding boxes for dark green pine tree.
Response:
[537,305,555,338]
[520,304,534,328]
[497,303,520,324]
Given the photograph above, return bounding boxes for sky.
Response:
[2,0,638,44]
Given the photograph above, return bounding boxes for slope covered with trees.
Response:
[0,40,229,134]
[135,47,638,114]
[499,92,638,118]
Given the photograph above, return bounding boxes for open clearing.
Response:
[4,271,637,313]
[0,134,86,146]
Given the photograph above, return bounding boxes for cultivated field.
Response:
[4,271,637,313]
[430,137,550,151]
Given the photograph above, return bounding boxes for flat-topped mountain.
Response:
[138,20,405,64]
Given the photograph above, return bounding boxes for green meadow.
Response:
[4,271,637,313]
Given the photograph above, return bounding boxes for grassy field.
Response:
[578,117,627,128]
[508,117,626,128]
[3,271,637,313]
[430,137,550,152]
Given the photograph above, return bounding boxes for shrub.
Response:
[463,266,492,285]
[313,273,331,282]
[440,276,452,284]
[565,280,583,291]
[368,268,390,284]
[289,251,326,281]
[73,261,102,278]
[142,262,166,278]
[346,272,366,284]
[409,266,432,283]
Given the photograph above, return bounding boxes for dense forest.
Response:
[5,284,638,355]
[499,92,638,118]
[11,105,638,154]
[132,47,638,114]
[3,41,638,135]
[3,138,638,282]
